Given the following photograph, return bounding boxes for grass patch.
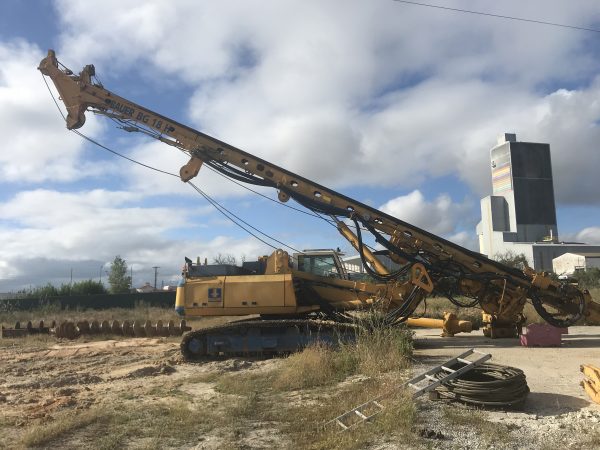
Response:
[215,372,417,449]
[352,321,413,376]
[0,333,55,349]
[19,408,111,448]
[278,379,417,450]
[223,390,262,421]
[0,304,183,328]
[211,320,415,448]
[185,371,221,384]
[216,370,273,395]
[273,343,356,390]
[273,321,413,391]
[207,318,416,448]
[17,399,218,449]
[0,301,64,326]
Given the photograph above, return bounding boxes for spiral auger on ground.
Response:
[0,319,191,340]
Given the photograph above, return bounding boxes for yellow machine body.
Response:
[177,273,304,317]
[176,249,425,320]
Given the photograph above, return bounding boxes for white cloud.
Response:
[4,1,600,289]
[50,1,600,205]
[379,190,473,236]
[526,84,600,204]
[574,227,600,245]
[446,231,478,251]
[0,189,184,260]
[0,41,106,184]
[2,234,269,292]
[0,188,236,289]
[125,140,270,199]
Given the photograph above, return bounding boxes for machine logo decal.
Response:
[208,288,222,301]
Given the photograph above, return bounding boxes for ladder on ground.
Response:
[327,348,491,431]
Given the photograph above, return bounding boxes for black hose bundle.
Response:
[434,363,529,409]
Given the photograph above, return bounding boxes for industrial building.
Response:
[553,252,600,276]
[476,133,600,271]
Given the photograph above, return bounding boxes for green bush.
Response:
[572,267,600,289]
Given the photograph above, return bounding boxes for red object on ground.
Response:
[519,323,566,347]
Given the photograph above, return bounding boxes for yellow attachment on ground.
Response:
[405,312,473,336]
[581,364,600,404]
[442,312,473,336]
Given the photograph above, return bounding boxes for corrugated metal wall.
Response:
[0,291,175,311]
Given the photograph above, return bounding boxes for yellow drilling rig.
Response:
[39,50,600,359]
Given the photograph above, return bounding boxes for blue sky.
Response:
[1,0,600,291]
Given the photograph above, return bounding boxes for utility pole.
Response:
[152,266,160,291]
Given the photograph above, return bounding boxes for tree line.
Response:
[13,252,600,299]
[18,256,132,298]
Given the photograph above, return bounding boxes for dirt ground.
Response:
[0,326,599,449]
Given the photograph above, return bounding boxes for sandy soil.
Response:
[0,327,599,449]
[0,337,180,421]
[0,335,284,449]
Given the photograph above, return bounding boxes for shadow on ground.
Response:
[522,392,591,416]
[414,333,600,349]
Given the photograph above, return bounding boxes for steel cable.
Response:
[434,363,529,409]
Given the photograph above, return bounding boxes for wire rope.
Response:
[394,1,600,33]
[42,72,370,274]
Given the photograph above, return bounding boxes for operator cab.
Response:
[292,249,348,280]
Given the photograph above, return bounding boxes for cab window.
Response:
[297,255,341,278]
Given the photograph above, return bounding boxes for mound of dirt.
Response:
[126,363,176,378]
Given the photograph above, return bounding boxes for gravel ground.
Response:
[411,326,600,449]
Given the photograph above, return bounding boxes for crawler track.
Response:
[180,319,360,360]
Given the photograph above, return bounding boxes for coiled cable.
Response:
[434,363,529,409]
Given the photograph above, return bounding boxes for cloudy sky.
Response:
[1,0,600,292]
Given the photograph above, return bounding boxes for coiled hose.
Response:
[434,363,529,409]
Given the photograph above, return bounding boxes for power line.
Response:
[393,0,600,33]
[41,74,284,247]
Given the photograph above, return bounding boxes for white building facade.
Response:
[553,252,600,276]
[476,133,600,271]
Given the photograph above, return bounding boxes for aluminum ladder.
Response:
[327,348,491,431]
